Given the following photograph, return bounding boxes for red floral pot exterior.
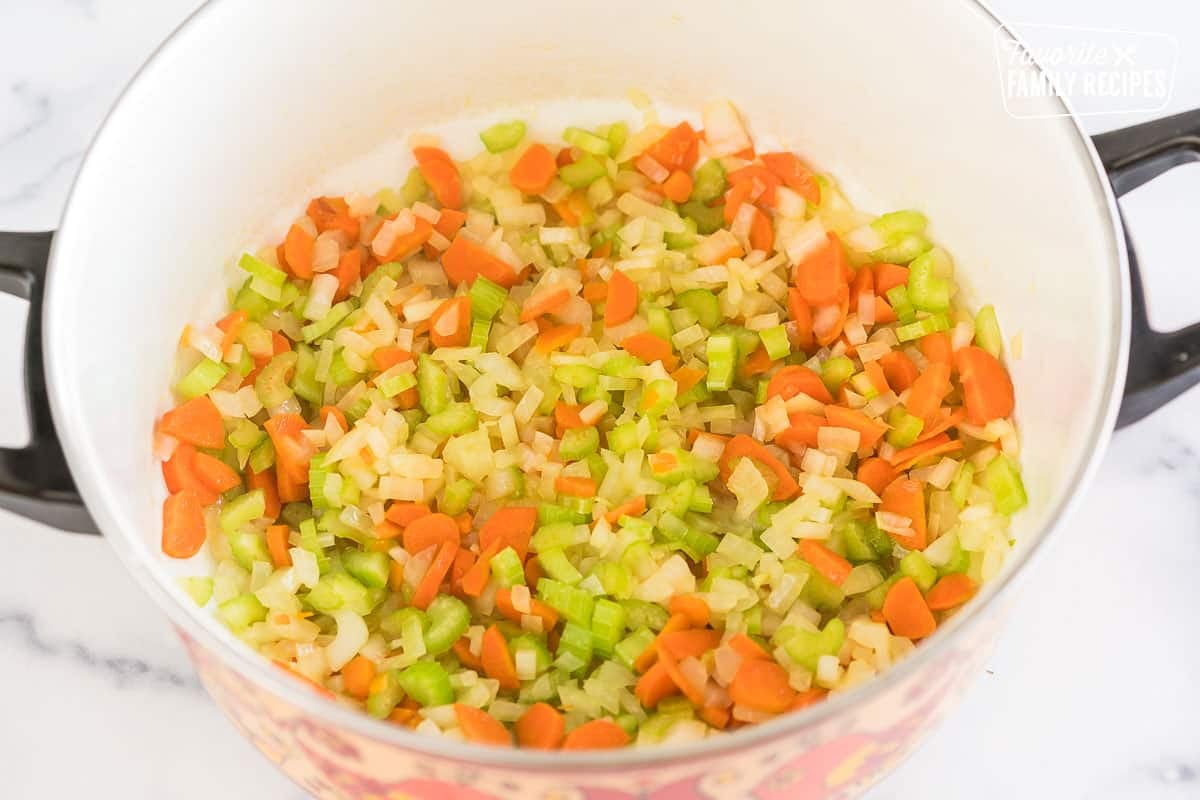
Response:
[181,607,1000,800]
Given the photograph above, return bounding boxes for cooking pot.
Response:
[2,1,1198,797]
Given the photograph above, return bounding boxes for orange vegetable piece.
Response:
[635,661,679,709]
[856,457,897,497]
[509,143,558,195]
[656,642,706,706]
[956,346,1015,424]
[657,628,721,661]
[441,235,521,288]
[880,477,928,550]
[621,331,678,371]
[409,539,457,610]
[341,655,376,700]
[787,288,816,354]
[191,451,240,494]
[479,506,538,561]
[429,296,471,348]
[264,414,315,502]
[535,323,583,354]
[561,719,631,750]
[520,287,572,324]
[879,350,920,393]
[454,704,512,746]
[726,164,780,208]
[161,490,206,558]
[403,512,460,556]
[823,405,888,451]
[515,702,566,749]
[795,232,849,306]
[813,285,850,348]
[215,310,248,359]
[766,365,832,404]
[413,147,462,209]
[667,595,711,627]
[265,524,292,568]
[461,540,504,598]
[749,206,774,253]
[494,588,560,631]
[701,705,732,729]
[452,638,484,671]
[728,633,771,661]
[162,443,218,506]
[920,332,953,367]
[554,475,597,498]
[333,248,362,302]
[864,360,890,395]
[307,196,360,240]
[775,413,824,452]
[433,208,467,239]
[888,433,964,472]
[760,151,820,204]
[729,658,796,713]
[481,625,520,691]
[159,396,225,450]
[925,573,978,611]
[798,540,853,586]
[633,613,691,673]
[245,467,280,521]
[719,434,800,501]
[882,576,937,638]
[662,170,694,203]
[643,122,700,172]
[792,687,828,710]
[905,361,952,421]
[740,345,776,378]
[283,224,315,279]
[553,402,585,435]
[605,269,638,328]
[873,263,910,295]
[386,501,432,528]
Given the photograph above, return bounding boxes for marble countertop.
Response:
[2,1,1199,797]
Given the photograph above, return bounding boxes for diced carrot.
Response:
[341,655,376,700]
[461,539,504,598]
[766,365,832,405]
[535,323,582,353]
[701,705,732,729]
[882,576,937,638]
[775,413,825,452]
[925,573,978,611]
[410,539,458,610]
[494,588,560,631]
[243,467,279,521]
[510,143,558,195]
[823,405,888,451]
[452,637,484,671]
[722,179,755,225]
[264,414,315,502]
[375,215,433,262]
[633,613,691,673]
[189,451,240,494]
[162,490,206,558]
[878,350,920,393]
[888,433,964,471]
[905,361,952,420]
[433,208,467,239]
[388,560,405,592]
[668,595,711,627]
[955,346,1015,424]
[741,344,776,378]
[604,269,638,327]
[215,310,248,359]
[603,495,647,525]
[728,659,796,713]
[449,546,475,593]
[657,642,706,706]
[429,296,471,348]
[798,540,853,586]
[916,407,965,444]
[873,263,910,295]
[515,702,566,749]
[403,512,460,556]
[621,331,678,371]
[554,475,597,498]
[643,122,700,172]
[648,451,679,476]
[386,501,432,528]
[792,687,828,710]
[726,164,781,208]
[520,287,572,324]
[920,332,953,367]
[162,443,218,505]
[749,206,774,253]
[728,633,771,661]
[316,405,347,433]
[333,248,362,302]
[454,704,512,746]
[795,232,849,306]
[582,280,608,304]
[561,719,631,750]
[873,297,898,325]
[864,360,890,395]
[880,477,927,550]
[813,285,850,348]
[307,196,360,240]
[856,457,898,497]
[662,170,694,204]
[283,224,315,279]
[413,147,462,209]
[159,396,225,450]
[671,366,706,396]
[719,434,799,501]
[479,506,538,560]
[635,661,678,709]
[553,402,585,435]
[441,235,521,287]
[481,625,520,691]
[657,628,721,660]
[760,151,820,204]
[787,288,815,354]
[265,524,292,567]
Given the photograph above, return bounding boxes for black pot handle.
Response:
[1093,110,1200,428]
[0,231,98,533]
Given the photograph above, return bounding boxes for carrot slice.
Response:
[245,467,280,521]
[905,361,951,420]
[283,224,315,279]
[749,206,774,253]
[266,524,292,567]
[775,412,825,453]
[159,396,225,450]
[520,287,572,324]
[882,576,937,638]
[760,151,820,204]
[461,539,504,598]
[635,661,679,708]
[452,638,484,671]
[873,263,910,295]
[719,434,800,501]
[667,595,711,627]
[604,269,638,327]
[956,346,1015,424]
[633,613,691,673]
[454,704,512,746]
[413,147,462,210]
[878,350,920,393]
[795,232,849,306]
[162,490,206,558]
[479,506,538,560]
[657,628,721,660]
[307,196,360,240]
[925,573,978,611]
[510,143,557,195]
[561,719,631,750]
[553,402,585,435]
[787,288,815,353]
[701,705,732,730]
[813,285,850,348]
[856,457,897,497]
[621,332,678,371]
[671,366,706,397]
[916,407,966,444]
[441,235,520,287]
[410,540,457,610]
[766,365,832,405]
[740,345,776,378]
[792,687,828,710]
[215,310,248,359]
[341,655,376,700]
[888,433,964,471]
[515,702,565,749]
[728,659,796,713]
[494,588,560,631]
[880,477,927,550]
[919,332,953,367]
[726,164,780,208]
[191,451,241,493]
[864,360,890,395]
[728,633,771,661]
[643,122,700,172]
[386,501,432,528]
[554,475,597,498]
[823,405,888,451]
[662,170,694,203]
[430,296,471,348]
[264,414,315,502]
[798,540,853,586]
[403,512,460,556]
[535,323,583,354]
[656,642,706,706]
[333,248,362,302]
[162,443,218,506]
[481,625,520,690]
[603,495,647,525]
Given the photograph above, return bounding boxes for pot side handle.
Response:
[1093,110,1200,428]
[0,231,98,533]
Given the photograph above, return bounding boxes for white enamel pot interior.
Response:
[43,0,1126,770]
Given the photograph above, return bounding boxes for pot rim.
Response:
[42,0,1131,771]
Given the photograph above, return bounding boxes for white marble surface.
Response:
[2,1,1199,797]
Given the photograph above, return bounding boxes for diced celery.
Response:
[606,422,640,456]
[691,159,727,203]
[220,490,266,535]
[595,561,633,599]
[689,485,714,514]
[228,529,271,570]
[553,364,599,388]
[559,156,607,188]
[233,280,274,320]
[426,403,478,437]
[759,325,791,361]
[306,572,376,615]
[379,371,417,398]
[301,300,354,343]
[842,518,892,563]
[614,627,656,670]
[510,634,552,676]
[885,285,916,324]
[647,306,674,341]
[218,593,267,630]
[680,527,720,560]
[176,358,228,400]
[366,670,404,718]
[537,579,595,626]
[380,606,428,639]
[871,233,931,265]
[439,479,476,516]
[480,120,527,153]
[870,210,927,239]
[664,217,698,250]
[779,617,844,672]
[607,122,629,157]
[342,549,390,589]
[399,167,429,207]
[255,351,297,408]
[490,546,526,588]
[821,356,855,393]
[675,288,722,330]
[563,126,611,156]
[308,454,333,512]
[887,406,924,448]
[983,454,1027,515]
[797,561,846,612]
[531,522,583,551]
[178,576,214,606]
[620,599,670,632]
[907,250,952,313]
[589,598,627,657]
[327,350,360,387]
[950,462,976,509]
[559,426,600,461]
[422,595,470,655]
[469,276,507,321]
[679,200,725,234]
[895,314,950,343]
[600,353,643,378]
[238,252,288,289]
[537,503,587,525]
[469,318,491,351]
[418,354,452,415]
[537,547,583,585]
[290,344,322,404]
[900,551,938,592]
[396,661,453,707]
[653,448,719,485]
[974,304,1003,358]
[865,574,901,611]
[706,332,736,391]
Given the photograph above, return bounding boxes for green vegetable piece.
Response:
[675,288,722,330]
[691,159,727,203]
[553,364,599,388]
[557,621,594,672]
[983,454,1027,515]
[563,126,611,156]
[679,200,725,234]
[469,276,508,321]
[871,232,931,265]
[646,306,674,341]
[423,595,471,655]
[306,572,376,615]
[255,351,297,408]
[664,217,698,250]
[426,402,478,437]
[706,332,736,391]
[559,155,607,188]
[870,210,928,239]
[887,406,925,448]
[590,598,628,656]
[489,546,526,588]
[300,300,354,343]
[439,479,476,516]
[537,547,583,585]
[178,576,214,606]
[759,325,791,361]
[559,426,600,461]
[536,578,595,627]
[480,120,527,153]
[907,249,952,313]
[343,549,391,589]
[821,356,855,393]
[949,462,976,509]
[366,670,405,718]
[614,627,656,670]
[780,618,845,672]
[417,354,452,415]
[399,167,429,207]
[217,593,267,630]
[396,661,454,707]
[176,358,228,400]
[228,529,271,571]
[606,122,629,158]
[290,344,323,404]
[220,490,266,535]
[974,304,1003,358]
[900,551,938,592]
[620,599,670,632]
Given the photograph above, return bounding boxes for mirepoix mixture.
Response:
[156,98,1024,750]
